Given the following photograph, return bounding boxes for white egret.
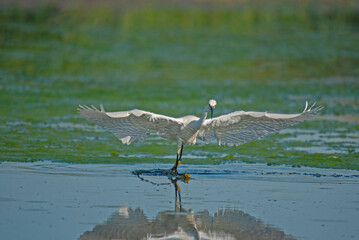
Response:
[78,100,322,173]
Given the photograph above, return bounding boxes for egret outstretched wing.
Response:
[78,105,184,144]
[198,102,322,146]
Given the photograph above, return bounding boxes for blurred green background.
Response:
[0,0,358,169]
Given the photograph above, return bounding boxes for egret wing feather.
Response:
[198,103,322,146]
[78,105,184,144]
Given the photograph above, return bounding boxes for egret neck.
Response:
[200,104,212,124]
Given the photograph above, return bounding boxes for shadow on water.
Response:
[79,174,295,240]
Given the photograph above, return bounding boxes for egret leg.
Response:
[171,145,183,173]
[179,144,183,160]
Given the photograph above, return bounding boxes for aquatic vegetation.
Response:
[0,1,358,169]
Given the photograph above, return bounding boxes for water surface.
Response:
[1,161,358,240]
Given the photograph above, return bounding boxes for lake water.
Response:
[1,161,358,240]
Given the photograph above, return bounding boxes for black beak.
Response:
[210,107,214,119]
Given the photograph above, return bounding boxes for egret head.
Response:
[209,99,217,119]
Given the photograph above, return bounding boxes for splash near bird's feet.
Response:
[132,169,191,182]
[173,172,191,183]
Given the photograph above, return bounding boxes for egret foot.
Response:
[173,172,191,183]
[171,160,181,174]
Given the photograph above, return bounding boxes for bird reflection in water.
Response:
[79,175,295,240]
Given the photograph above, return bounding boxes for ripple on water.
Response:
[1,161,358,184]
